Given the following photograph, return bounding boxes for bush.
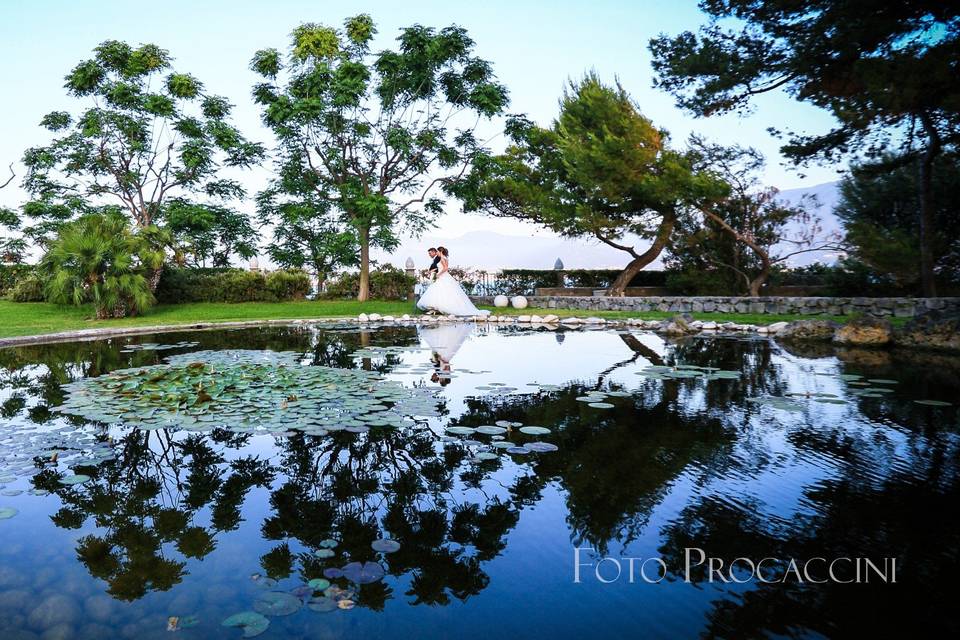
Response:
[156,268,314,303]
[266,269,312,300]
[664,269,737,295]
[10,273,46,302]
[0,264,36,297]
[324,265,414,299]
[495,269,669,294]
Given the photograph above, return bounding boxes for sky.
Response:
[0,0,845,266]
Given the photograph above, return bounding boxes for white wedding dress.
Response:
[417,266,490,317]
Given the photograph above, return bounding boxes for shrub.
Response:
[0,264,35,297]
[324,265,414,299]
[10,273,46,302]
[266,269,312,300]
[156,267,313,303]
[495,269,669,294]
[664,269,737,295]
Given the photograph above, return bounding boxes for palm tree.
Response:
[41,213,167,318]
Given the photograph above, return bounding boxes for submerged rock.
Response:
[894,310,960,353]
[660,314,695,336]
[833,316,892,346]
[776,319,838,341]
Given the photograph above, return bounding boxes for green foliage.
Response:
[21,39,264,267]
[664,269,736,296]
[463,74,720,293]
[265,269,312,300]
[252,15,508,300]
[159,198,257,267]
[155,268,311,304]
[10,272,46,302]
[323,265,413,300]
[40,213,165,318]
[495,269,669,295]
[0,264,34,296]
[836,153,960,289]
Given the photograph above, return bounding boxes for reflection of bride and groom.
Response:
[416,246,488,384]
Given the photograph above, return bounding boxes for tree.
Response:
[251,15,509,301]
[256,188,358,288]
[649,1,960,296]
[1,164,27,263]
[22,40,263,280]
[671,137,839,296]
[835,153,960,289]
[462,74,717,295]
[159,198,257,267]
[41,212,166,318]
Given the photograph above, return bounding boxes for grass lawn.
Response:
[0,299,891,340]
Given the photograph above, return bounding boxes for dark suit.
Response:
[428,254,440,275]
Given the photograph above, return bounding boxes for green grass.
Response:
[0,299,896,340]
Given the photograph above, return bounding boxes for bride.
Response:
[416,247,490,317]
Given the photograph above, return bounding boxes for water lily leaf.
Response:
[319,538,339,549]
[323,567,344,579]
[59,474,90,485]
[525,442,558,453]
[519,426,550,435]
[371,539,401,553]
[307,597,338,612]
[308,578,331,591]
[914,399,953,407]
[253,591,301,616]
[587,402,614,409]
[341,561,385,584]
[222,611,270,638]
[0,507,18,520]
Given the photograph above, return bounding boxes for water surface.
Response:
[0,323,957,639]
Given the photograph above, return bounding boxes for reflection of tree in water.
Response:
[262,426,520,608]
[30,428,273,601]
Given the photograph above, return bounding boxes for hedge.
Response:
[156,267,312,303]
[323,266,415,300]
[0,264,34,297]
[496,269,669,295]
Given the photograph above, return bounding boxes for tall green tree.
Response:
[251,14,509,301]
[462,74,718,295]
[159,199,257,267]
[649,1,960,296]
[22,40,264,277]
[0,164,26,263]
[836,153,960,289]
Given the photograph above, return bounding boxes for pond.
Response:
[0,322,957,639]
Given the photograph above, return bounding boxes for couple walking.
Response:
[416,247,489,317]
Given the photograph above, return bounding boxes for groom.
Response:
[426,247,440,280]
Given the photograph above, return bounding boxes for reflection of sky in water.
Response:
[0,324,958,639]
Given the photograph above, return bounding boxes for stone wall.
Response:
[471,295,960,318]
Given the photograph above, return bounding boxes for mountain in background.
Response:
[375,181,844,271]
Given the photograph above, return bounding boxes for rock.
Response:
[381,315,395,322]
[660,314,695,336]
[542,314,560,323]
[894,310,960,352]
[564,317,582,324]
[776,319,838,341]
[833,316,892,346]
[401,314,411,320]
[358,313,369,322]
[28,594,79,630]
[584,317,605,324]
[517,315,532,323]
[493,295,509,308]
[530,314,544,323]
[511,295,529,309]
[766,321,790,334]
[368,313,382,321]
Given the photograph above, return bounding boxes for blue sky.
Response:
[0,0,843,252]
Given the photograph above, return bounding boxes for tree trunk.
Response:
[606,212,676,296]
[357,225,370,302]
[701,207,771,298]
[918,113,941,297]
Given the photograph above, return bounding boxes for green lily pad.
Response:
[308,578,330,590]
[222,611,270,637]
[371,539,401,553]
[59,474,90,486]
[587,402,614,409]
[253,591,301,616]
[519,426,550,435]
[914,399,953,407]
[0,507,18,520]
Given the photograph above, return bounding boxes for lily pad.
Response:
[222,611,270,638]
[314,549,336,559]
[253,591,301,616]
[59,474,90,486]
[308,578,331,590]
[371,538,401,553]
[341,561,385,584]
[0,507,18,520]
[587,402,614,409]
[525,442,559,453]
[323,567,344,579]
[519,426,550,435]
[307,597,338,613]
[914,399,953,407]
[319,538,339,549]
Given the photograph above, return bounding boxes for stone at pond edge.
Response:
[833,316,892,347]
[894,310,960,353]
[659,314,696,336]
[776,319,838,342]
